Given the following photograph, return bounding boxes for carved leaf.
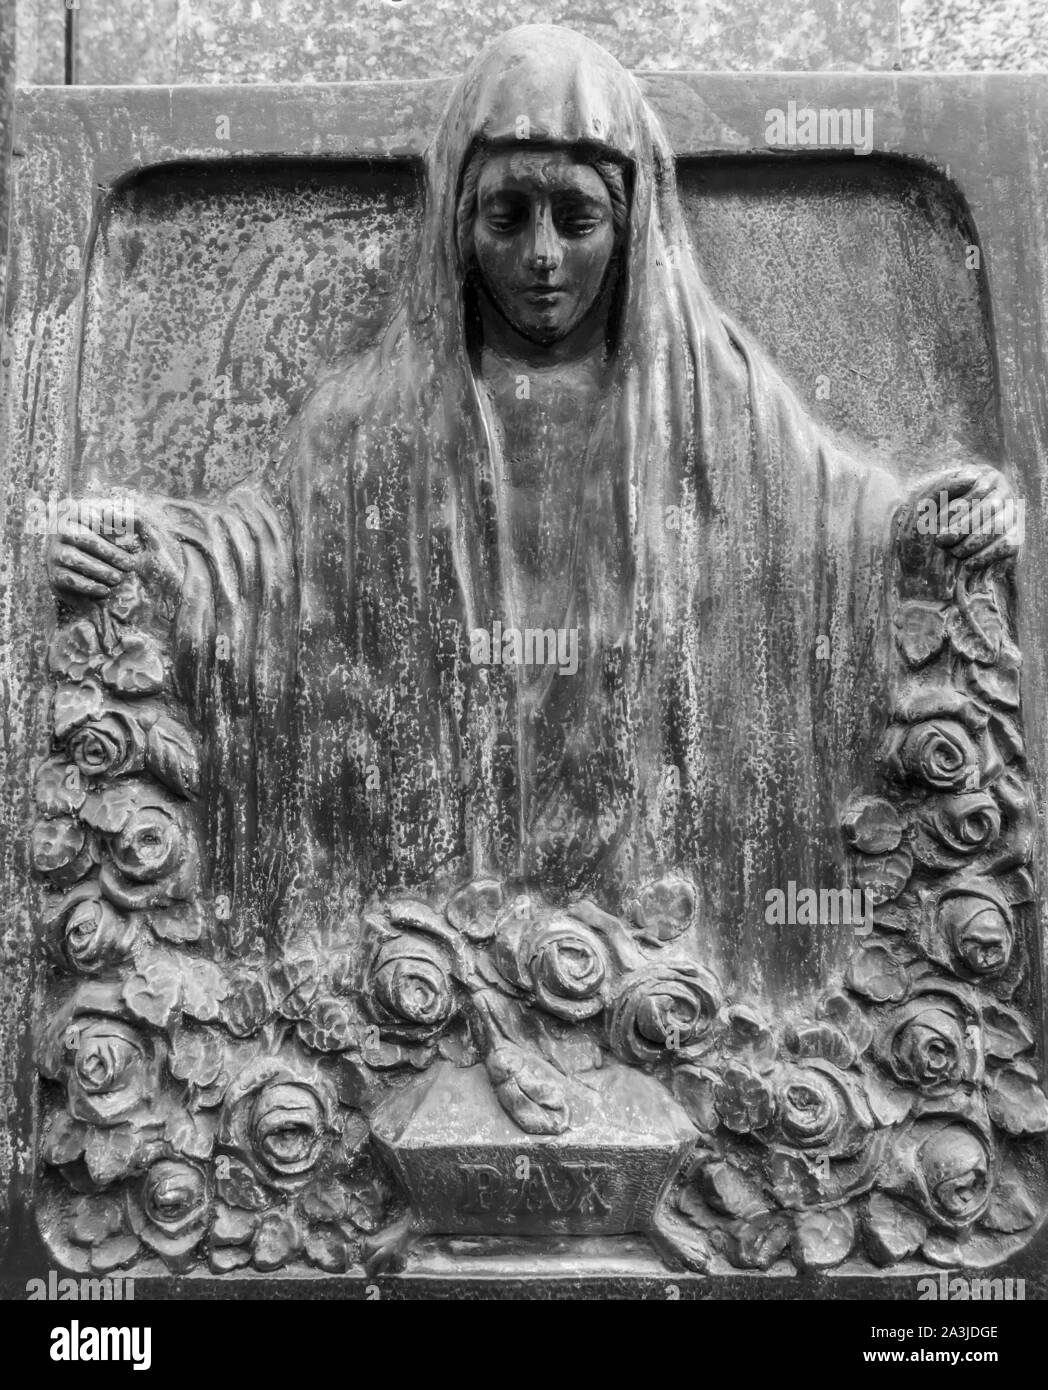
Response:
[299,1179,352,1225]
[222,973,272,1038]
[724,1212,793,1271]
[894,601,947,667]
[181,959,229,1023]
[269,954,319,1019]
[252,1212,302,1272]
[69,1193,124,1246]
[947,592,1003,666]
[164,1110,214,1160]
[344,1179,388,1234]
[849,845,913,905]
[296,997,359,1053]
[969,659,1021,712]
[90,1235,141,1273]
[983,1170,1037,1233]
[215,1156,269,1211]
[339,1111,372,1165]
[145,717,201,798]
[122,957,183,1028]
[981,1003,1034,1062]
[863,1071,913,1127]
[986,1067,1048,1135]
[651,1205,713,1272]
[445,877,504,942]
[672,1065,720,1132]
[845,941,909,1002]
[305,1228,355,1273]
[702,1160,768,1219]
[169,1024,226,1088]
[99,630,164,696]
[147,901,204,944]
[79,781,138,834]
[791,1206,855,1271]
[988,710,1024,760]
[40,1110,87,1167]
[35,757,85,817]
[84,1125,146,1186]
[818,992,874,1056]
[921,1228,1020,1269]
[53,679,104,739]
[785,1022,854,1069]
[767,1151,820,1210]
[211,1204,259,1246]
[841,796,903,854]
[30,817,86,873]
[49,620,103,680]
[209,1246,252,1273]
[864,1191,927,1266]
[724,1006,778,1073]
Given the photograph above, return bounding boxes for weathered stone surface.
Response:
[3,31,1048,1297]
[14,0,176,84]
[176,0,901,83]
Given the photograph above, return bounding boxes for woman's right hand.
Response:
[44,496,185,603]
[44,499,137,600]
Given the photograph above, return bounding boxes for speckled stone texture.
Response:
[176,0,900,81]
[10,1,1048,84]
[901,0,1048,70]
[0,0,12,296]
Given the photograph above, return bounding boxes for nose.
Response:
[526,203,562,274]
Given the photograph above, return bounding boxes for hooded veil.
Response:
[167,26,904,1002]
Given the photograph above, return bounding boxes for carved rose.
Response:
[937,890,1013,978]
[61,893,137,975]
[496,909,608,1021]
[876,994,974,1093]
[365,933,456,1041]
[760,1060,873,1162]
[776,1068,842,1148]
[903,1118,993,1229]
[607,962,720,1064]
[912,791,1001,869]
[66,1017,157,1127]
[883,719,980,791]
[218,1059,336,1193]
[67,709,146,780]
[89,782,199,910]
[48,619,103,681]
[127,1159,209,1269]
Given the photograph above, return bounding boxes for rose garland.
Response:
[32,545,1046,1277]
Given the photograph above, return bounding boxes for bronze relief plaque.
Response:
[2,26,1047,1295]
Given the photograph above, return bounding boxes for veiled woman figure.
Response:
[48,25,1015,999]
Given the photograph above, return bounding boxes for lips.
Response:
[521,286,564,304]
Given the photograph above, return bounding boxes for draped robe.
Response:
[161,27,904,1001]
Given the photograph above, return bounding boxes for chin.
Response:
[516,313,571,345]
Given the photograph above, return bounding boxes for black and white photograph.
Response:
[0,0,1045,1358]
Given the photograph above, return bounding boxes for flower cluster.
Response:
[33,593,392,1276]
[34,538,1044,1280]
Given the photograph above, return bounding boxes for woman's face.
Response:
[472,149,618,345]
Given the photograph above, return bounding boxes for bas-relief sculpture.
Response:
[28,26,1045,1281]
